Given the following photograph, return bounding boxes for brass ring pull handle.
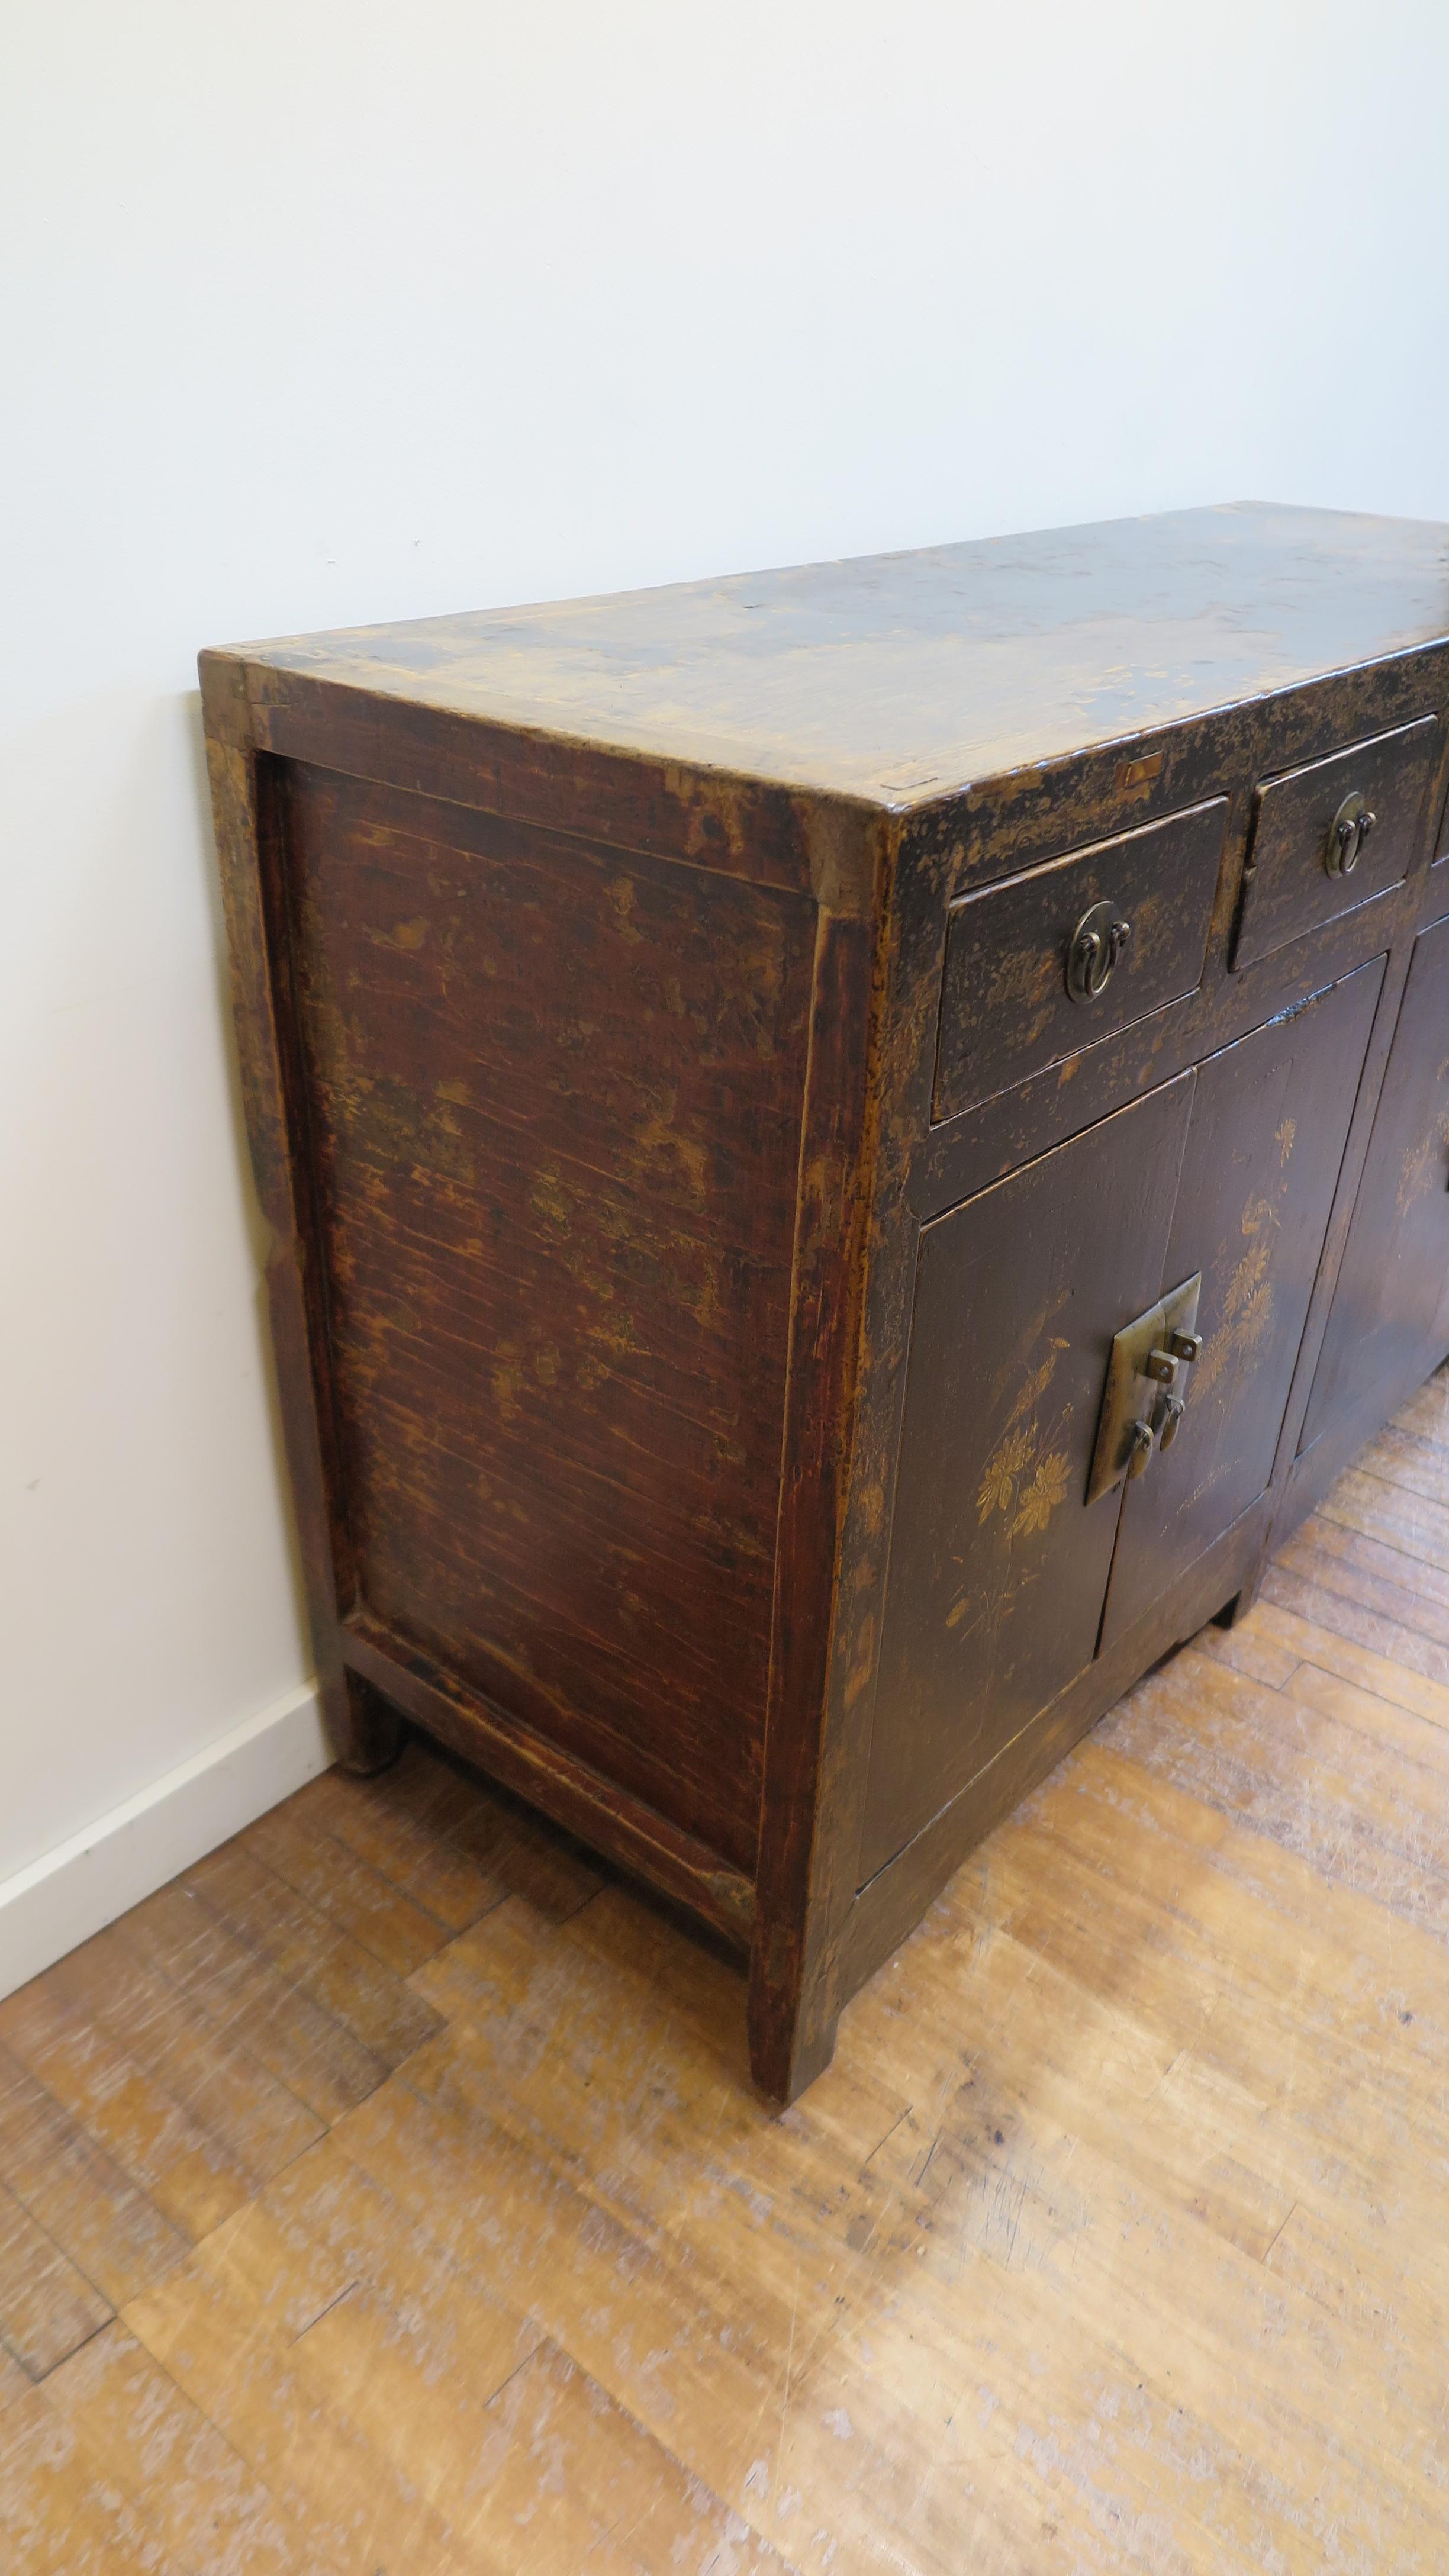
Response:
[1326,791,1377,878]
[1066,901,1133,1003]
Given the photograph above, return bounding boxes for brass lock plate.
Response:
[1087,1273,1202,1505]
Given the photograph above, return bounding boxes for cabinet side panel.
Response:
[276,762,817,1874]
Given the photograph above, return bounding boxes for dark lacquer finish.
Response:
[934,801,1225,1121]
[1299,915,1449,1457]
[1102,958,1384,1648]
[1232,716,1439,968]
[278,761,813,1882]
[860,1074,1194,1881]
[203,503,1449,2101]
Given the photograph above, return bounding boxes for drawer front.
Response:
[933,800,1225,1123]
[1232,715,1438,970]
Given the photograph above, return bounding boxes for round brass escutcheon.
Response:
[1066,899,1132,1004]
[1325,790,1377,878]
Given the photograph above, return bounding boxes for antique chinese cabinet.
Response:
[202,504,1449,2098]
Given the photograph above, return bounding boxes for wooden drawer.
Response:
[933,800,1225,1122]
[1232,715,1438,970]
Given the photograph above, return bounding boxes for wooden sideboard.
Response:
[201,503,1449,2100]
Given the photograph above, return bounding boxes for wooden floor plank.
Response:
[285,1750,511,1933]
[44,1924,325,2187]
[0,2382,195,2576]
[237,1799,462,1975]
[1281,1656,1449,1775]
[1360,1418,1449,1509]
[378,1960,1388,2574]
[0,2039,186,2310]
[1099,1644,1449,1935]
[1272,1508,1449,1643]
[374,1749,608,1923]
[402,1899,1324,2570]
[1260,1557,1449,1687]
[1392,1370,1449,1447]
[463,2337,801,2575]
[10,1382,1449,2561]
[184,2139,801,2572]
[0,2176,111,2380]
[1321,1460,1449,1569]
[555,1885,1449,2558]
[0,2338,31,2412]
[983,1762,1449,2291]
[39,2321,305,2576]
[334,2077,983,2575]
[180,1840,443,2066]
[117,1882,392,2125]
[1187,1612,1303,1687]
[1245,1599,1449,1730]
[124,2250,491,2576]
[0,1973,256,2243]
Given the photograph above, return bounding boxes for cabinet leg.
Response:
[1213,1554,1267,1631]
[747,1937,839,2105]
[325,1668,405,1776]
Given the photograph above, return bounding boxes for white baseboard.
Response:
[0,1681,330,2001]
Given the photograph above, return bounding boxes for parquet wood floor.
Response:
[7,1376,1449,2571]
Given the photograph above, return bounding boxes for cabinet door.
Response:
[1299,917,1449,1451]
[859,1073,1193,1883]
[1103,956,1384,1648]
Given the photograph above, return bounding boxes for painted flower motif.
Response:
[976,1426,1033,1524]
[1234,1279,1273,1354]
[1223,1233,1271,1320]
[1011,1450,1070,1536]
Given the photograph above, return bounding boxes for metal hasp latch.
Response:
[1086,1273,1204,1505]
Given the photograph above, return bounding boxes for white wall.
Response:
[4,0,1449,1960]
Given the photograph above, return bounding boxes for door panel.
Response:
[1103,956,1384,1648]
[1300,917,1449,1450]
[859,1073,1194,1884]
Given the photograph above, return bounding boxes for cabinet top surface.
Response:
[223,503,1449,809]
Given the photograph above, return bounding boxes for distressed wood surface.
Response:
[861,1074,1194,1881]
[1300,912,1449,1451]
[279,761,817,1875]
[1103,957,1384,1646]
[933,797,1225,1122]
[204,511,1449,2105]
[1231,714,1439,970]
[226,504,1449,807]
[8,1383,1449,2567]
